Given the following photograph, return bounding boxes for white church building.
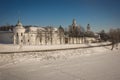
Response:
[0,20,65,45]
[0,19,98,45]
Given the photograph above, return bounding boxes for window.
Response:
[21,33,23,36]
[17,33,18,36]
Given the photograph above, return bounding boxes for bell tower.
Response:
[13,19,25,45]
[72,19,77,30]
[87,24,90,32]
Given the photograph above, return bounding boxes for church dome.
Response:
[13,20,25,33]
[72,18,77,27]
[16,20,23,28]
[73,19,76,25]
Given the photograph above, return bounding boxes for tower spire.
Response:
[72,18,77,30]
[87,24,90,32]
[17,10,21,24]
[16,16,23,27]
[18,16,20,24]
[72,18,77,26]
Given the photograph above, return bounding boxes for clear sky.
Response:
[0,0,120,32]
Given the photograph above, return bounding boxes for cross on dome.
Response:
[16,18,23,27]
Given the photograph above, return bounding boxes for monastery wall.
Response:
[0,31,13,44]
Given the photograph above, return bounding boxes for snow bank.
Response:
[0,44,114,66]
[0,42,110,53]
[0,42,120,80]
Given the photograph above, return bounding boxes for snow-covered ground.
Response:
[0,43,120,80]
[0,42,110,53]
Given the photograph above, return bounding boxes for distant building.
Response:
[66,19,98,44]
[0,19,98,45]
[66,19,84,44]
[87,24,91,32]
[0,20,65,45]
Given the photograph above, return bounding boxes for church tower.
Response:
[13,19,25,45]
[72,19,77,30]
[87,24,90,32]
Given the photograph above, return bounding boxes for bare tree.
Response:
[58,25,64,44]
[78,26,85,43]
[117,28,120,42]
[99,30,109,42]
[109,28,120,50]
[68,25,75,44]
[64,28,69,44]
[36,29,42,45]
[46,26,53,45]
[68,26,71,44]
[44,30,47,45]
[75,26,81,44]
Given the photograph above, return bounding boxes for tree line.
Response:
[99,28,120,42]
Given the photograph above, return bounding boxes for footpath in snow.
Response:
[0,42,110,53]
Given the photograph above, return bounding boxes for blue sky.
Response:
[0,0,120,32]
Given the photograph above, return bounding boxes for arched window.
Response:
[21,33,23,36]
[17,33,18,36]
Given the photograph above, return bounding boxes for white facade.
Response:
[12,20,65,45]
[0,31,13,44]
[13,20,25,45]
[0,19,98,45]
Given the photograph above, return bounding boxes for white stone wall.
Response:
[85,37,96,43]
[0,31,13,44]
[0,31,96,45]
[65,37,83,44]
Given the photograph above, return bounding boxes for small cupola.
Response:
[13,19,25,34]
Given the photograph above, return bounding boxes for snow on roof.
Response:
[37,27,45,31]
[29,27,45,32]
[29,27,37,32]
[53,28,58,31]
[0,31,13,33]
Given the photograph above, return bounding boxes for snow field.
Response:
[0,42,110,53]
[0,43,120,80]
[0,44,112,66]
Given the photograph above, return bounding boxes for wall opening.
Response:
[17,33,18,36]
[21,33,23,36]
